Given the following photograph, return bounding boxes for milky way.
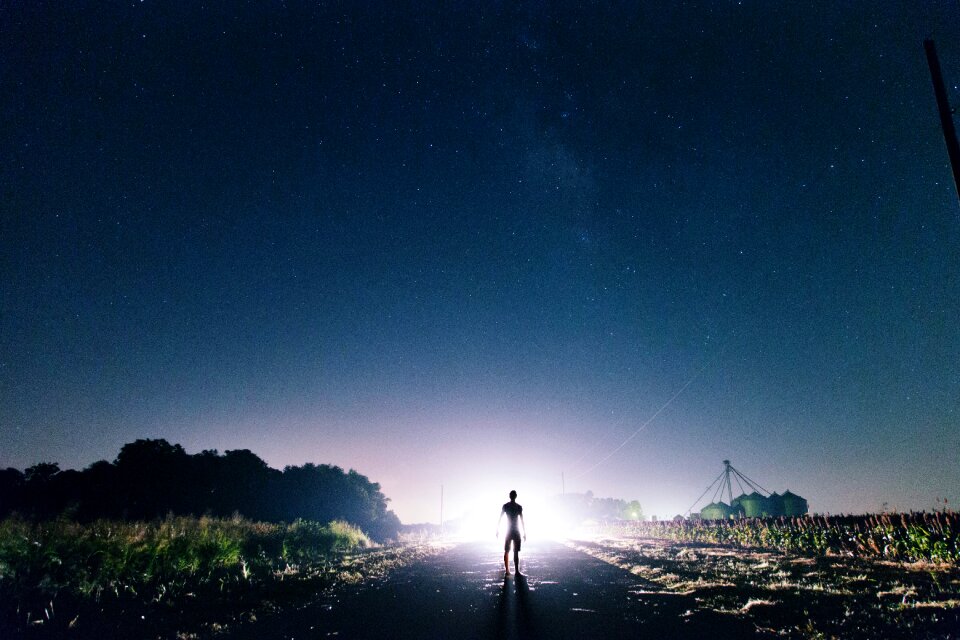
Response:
[3,2,959,522]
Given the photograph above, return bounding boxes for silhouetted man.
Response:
[496,489,526,576]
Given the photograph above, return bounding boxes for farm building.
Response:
[781,490,808,516]
[691,461,808,520]
[700,501,734,519]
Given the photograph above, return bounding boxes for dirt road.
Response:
[230,539,759,639]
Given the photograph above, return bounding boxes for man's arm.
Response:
[496,509,504,538]
[520,513,527,540]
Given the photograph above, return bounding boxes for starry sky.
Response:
[3,1,960,524]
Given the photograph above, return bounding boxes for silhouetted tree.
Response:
[114,439,191,518]
[22,463,62,517]
[0,468,24,517]
[548,492,644,526]
[621,500,645,521]
[24,462,60,484]
[76,460,119,519]
[0,440,402,540]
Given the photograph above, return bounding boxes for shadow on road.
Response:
[225,540,765,639]
[496,574,534,639]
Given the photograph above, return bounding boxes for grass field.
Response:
[0,515,432,638]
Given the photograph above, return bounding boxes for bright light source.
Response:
[457,507,495,541]
[440,485,588,542]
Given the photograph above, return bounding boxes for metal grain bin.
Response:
[781,490,808,516]
[737,491,765,518]
[700,501,733,520]
[764,492,785,517]
[729,494,747,518]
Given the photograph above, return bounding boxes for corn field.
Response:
[597,511,960,563]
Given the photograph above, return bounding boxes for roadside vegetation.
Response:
[0,439,402,542]
[570,512,960,638]
[0,515,433,638]
[594,511,960,563]
[0,440,423,637]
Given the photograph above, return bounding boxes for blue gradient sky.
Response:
[3,2,959,523]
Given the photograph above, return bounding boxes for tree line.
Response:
[549,491,645,524]
[0,439,401,541]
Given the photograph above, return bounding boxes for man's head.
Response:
[509,490,517,501]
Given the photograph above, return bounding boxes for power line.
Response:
[570,370,701,481]
[564,427,619,472]
[685,468,726,516]
[571,339,728,482]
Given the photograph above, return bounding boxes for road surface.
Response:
[231,539,760,639]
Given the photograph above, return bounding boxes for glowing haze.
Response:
[3,3,960,525]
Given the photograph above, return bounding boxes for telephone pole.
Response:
[924,39,960,207]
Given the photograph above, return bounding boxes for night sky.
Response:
[3,2,960,524]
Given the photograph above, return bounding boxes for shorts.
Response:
[504,530,522,552]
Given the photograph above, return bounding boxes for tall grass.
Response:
[595,511,960,563]
[0,515,371,632]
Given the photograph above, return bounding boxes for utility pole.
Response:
[924,39,960,207]
[723,459,733,504]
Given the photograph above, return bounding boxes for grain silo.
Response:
[686,461,808,519]
[781,490,808,516]
[764,492,786,517]
[730,494,753,518]
[700,501,734,520]
[737,491,766,518]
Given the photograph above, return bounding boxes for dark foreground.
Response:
[230,540,759,639]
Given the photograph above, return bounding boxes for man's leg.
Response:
[503,546,510,573]
[514,546,520,575]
